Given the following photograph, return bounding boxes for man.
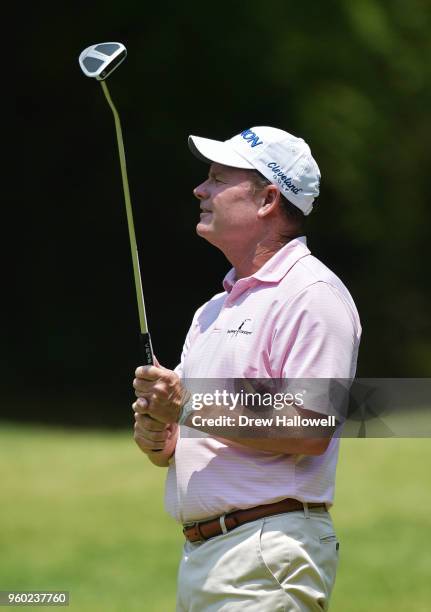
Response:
[132,126,361,611]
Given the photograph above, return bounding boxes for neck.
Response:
[227,235,296,280]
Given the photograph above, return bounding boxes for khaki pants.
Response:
[176,507,339,612]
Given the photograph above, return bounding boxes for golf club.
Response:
[78,42,154,367]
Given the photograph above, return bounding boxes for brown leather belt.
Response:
[183,498,327,543]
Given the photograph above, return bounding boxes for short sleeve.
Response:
[275,281,360,379]
[271,282,360,418]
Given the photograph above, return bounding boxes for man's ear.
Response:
[257,185,280,218]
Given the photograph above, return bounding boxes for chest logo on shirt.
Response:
[227,318,253,337]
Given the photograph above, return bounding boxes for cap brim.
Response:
[188,135,254,169]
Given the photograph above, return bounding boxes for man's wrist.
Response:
[177,392,193,425]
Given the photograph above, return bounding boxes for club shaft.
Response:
[100,81,152,347]
[99,78,159,450]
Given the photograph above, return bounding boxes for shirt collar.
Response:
[222,236,310,293]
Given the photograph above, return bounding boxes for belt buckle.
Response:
[183,513,229,542]
[182,521,196,536]
[182,521,195,531]
[183,521,205,543]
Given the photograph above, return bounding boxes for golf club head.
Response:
[79,42,127,81]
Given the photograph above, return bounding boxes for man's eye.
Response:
[208,174,226,184]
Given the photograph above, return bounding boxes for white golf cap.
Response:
[188,126,321,215]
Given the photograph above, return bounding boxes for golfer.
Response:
[132,126,361,611]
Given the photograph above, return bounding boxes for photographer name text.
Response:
[191,415,336,428]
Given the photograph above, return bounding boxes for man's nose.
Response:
[193,181,208,200]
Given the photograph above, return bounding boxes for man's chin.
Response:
[196,223,219,246]
[196,222,212,237]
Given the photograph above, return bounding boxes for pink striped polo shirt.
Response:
[165,237,361,523]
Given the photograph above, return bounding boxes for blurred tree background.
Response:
[2,0,430,426]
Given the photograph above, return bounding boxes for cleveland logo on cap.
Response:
[267,162,303,195]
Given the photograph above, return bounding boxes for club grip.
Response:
[138,332,162,452]
[140,332,154,366]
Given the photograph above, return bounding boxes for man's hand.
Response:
[132,363,187,424]
[133,411,178,455]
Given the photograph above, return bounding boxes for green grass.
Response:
[0,425,430,611]
[331,439,431,612]
[0,424,182,611]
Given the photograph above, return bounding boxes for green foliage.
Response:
[76,0,431,377]
[9,0,431,407]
